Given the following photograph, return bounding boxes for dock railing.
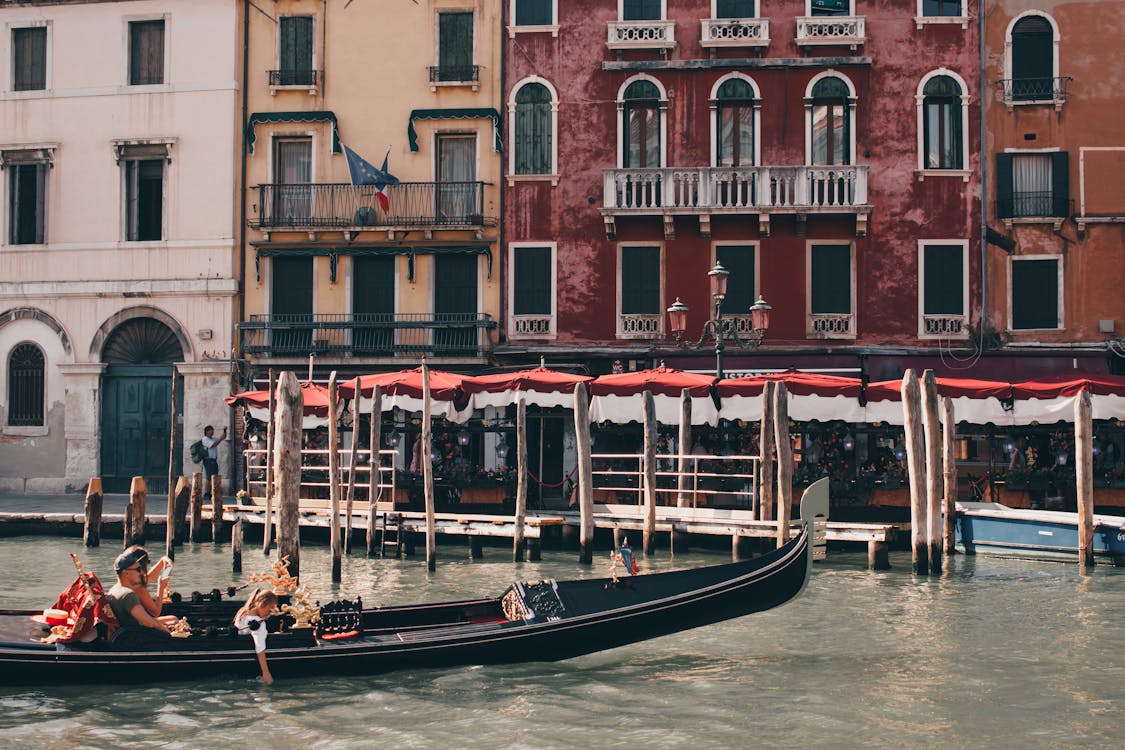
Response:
[241,447,398,511]
[591,452,760,509]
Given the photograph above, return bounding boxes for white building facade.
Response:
[0,0,241,493]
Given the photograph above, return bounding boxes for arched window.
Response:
[922,75,963,169]
[809,76,851,165]
[1010,15,1055,101]
[513,82,553,175]
[7,343,45,427]
[622,79,663,168]
[714,78,757,167]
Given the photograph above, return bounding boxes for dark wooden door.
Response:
[101,365,180,494]
[271,255,314,353]
[433,254,478,355]
[353,255,396,354]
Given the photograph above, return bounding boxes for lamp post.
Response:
[666,261,771,380]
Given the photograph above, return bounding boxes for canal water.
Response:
[1,536,1122,749]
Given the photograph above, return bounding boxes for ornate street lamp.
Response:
[666,261,771,379]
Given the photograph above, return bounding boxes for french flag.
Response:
[343,145,400,212]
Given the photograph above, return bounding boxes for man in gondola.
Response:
[106,546,176,634]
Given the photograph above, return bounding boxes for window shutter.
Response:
[1050,151,1069,218]
[352,256,395,316]
[621,246,660,314]
[280,17,313,77]
[439,13,473,71]
[514,247,552,315]
[515,1,553,26]
[995,153,1014,219]
[716,246,756,314]
[717,0,756,18]
[923,245,963,315]
[624,0,662,21]
[811,245,851,314]
[1011,259,1059,329]
[12,28,47,91]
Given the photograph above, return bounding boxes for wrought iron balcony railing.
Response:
[238,313,496,359]
[998,191,1071,220]
[603,166,869,212]
[429,65,480,84]
[268,69,320,87]
[250,181,487,230]
[997,76,1072,104]
[700,18,770,48]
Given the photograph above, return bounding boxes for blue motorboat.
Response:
[956,501,1125,564]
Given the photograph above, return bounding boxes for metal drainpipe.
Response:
[233,0,251,483]
[979,0,988,345]
[497,1,507,363]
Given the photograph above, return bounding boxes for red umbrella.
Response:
[716,371,865,422]
[226,381,332,427]
[589,366,718,425]
[462,366,593,408]
[338,367,473,422]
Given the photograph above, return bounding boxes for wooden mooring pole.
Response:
[514,398,528,562]
[263,368,275,555]
[942,397,957,558]
[231,517,243,573]
[83,477,103,548]
[1075,390,1095,573]
[774,383,793,548]
[759,381,776,522]
[574,382,594,564]
[126,476,146,548]
[275,371,302,580]
[642,390,657,555]
[422,362,437,572]
[921,370,943,574]
[189,472,204,543]
[165,372,178,560]
[902,370,929,575]
[677,389,691,508]
[366,384,383,557]
[344,386,360,555]
[172,476,190,545]
[328,371,342,582]
[210,476,223,543]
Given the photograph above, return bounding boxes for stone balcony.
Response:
[607,20,676,52]
[700,18,770,49]
[795,16,865,49]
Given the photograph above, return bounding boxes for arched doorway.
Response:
[99,317,184,493]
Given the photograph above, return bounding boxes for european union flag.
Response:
[344,144,399,211]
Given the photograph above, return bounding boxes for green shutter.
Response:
[352,256,395,316]
[280,17,313,78]
[515,84,551,175]
[1051,151,1069,218]
[624,0,662,21]
[434,254,478,315]
[923,245,963,315]
[12,27,46,91]
[716,246,756,314]
[621,246,660,314]
[439,12,473,71]
[515,0,553,26]
[514,247,552,315]
[716,0,756,18]
[1011,259,1059,329]
[996,153,1014,219]
[811,245,851,314]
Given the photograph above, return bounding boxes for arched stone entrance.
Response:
[99,316,184,493]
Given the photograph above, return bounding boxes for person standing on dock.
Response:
[202,425,227,497]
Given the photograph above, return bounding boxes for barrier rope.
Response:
[527,465,578,489]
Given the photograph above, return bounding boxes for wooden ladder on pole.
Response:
[376,502,402,558]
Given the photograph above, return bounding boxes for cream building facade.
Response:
[0,0,241,493]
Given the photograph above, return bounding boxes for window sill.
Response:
[916,169,971,183]
[0,242,48,251]
[269,84,318,97]
[430,80,480,93]
[1002,217,1065,231]
[507,174,559,187]
[0,89,52,101]
[507,24,559,38]
[2,426,48,437]
[122,239,169,247]
[1004,98,1066,112]
[914,16,971,30]
[121,83,172,94]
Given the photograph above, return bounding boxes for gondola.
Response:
[0,502,817,685]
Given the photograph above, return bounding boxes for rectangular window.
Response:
[353,255,395,355]
[271,256,314,352]
[812,103,848,166]
[621,245,661,314]
[436,134,477,221]
[278,16,314,86]
[515,0,553,26]
[437,12,474,82]
[810,244,851,314]
[715,245,756,315]
[129,20,165,86]
[922,244,964,315]
[513,246,553,316]
[434,254,479,354]
[717,0,756,17]
[12,27,47,91]
[273,138,312,225]
[124,159,163,241]
[999,152,1069,218]
[7,162,46,245]
[923,0,962,16]
[623,0,662,21]
[1011,258,1060,330]
[811,0,850,16]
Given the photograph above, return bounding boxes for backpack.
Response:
[189,440,207,464]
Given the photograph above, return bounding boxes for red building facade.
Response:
[501,0,982,380]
